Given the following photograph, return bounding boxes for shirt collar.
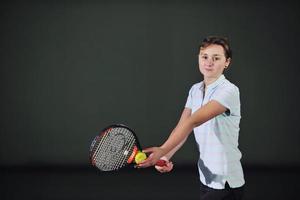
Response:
[199,74,226,91]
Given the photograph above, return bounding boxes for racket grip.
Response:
[155,159,167,167]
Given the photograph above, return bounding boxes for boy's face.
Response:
[198,44,230,79]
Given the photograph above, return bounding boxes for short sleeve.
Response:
[185,86,193,109]
[211,85,240,115]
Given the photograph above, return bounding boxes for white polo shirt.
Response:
[185,75,245,189]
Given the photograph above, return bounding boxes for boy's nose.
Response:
[205,58,214,66]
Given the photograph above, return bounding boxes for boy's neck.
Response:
[203,76,219,87]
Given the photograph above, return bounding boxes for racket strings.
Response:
[96,133,120,170]
[93,129,118,170]
[105,127,125,170]
[110,127,136,170]
[111,127,132,170]
[112,129,136,170]
[93,127,136,171]
[93,130,110,166]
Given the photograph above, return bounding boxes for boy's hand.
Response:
[155,156,173,173]
[136,147,165,168]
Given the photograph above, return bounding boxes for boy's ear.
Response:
[225,57,231,68]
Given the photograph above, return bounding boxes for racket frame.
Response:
[89,124,144,171]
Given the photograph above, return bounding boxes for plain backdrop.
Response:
[1,0,299,167]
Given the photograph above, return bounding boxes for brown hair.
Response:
[200,36,232,60]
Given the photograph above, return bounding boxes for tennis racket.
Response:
[89,124,166,171]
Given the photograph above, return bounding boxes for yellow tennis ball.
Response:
[135,151,147,164]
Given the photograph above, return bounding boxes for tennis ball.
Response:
[135,151,147,164]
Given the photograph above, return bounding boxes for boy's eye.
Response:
[200,55,223,62]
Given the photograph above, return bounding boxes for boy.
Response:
[138,36,245,200]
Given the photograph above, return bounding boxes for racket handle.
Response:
[155,159,167,167]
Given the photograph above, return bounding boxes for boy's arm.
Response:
[164,107,191,160]
[139,100,226,167]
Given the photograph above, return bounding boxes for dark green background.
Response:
[1,0,299,166]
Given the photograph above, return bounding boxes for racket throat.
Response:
[127,146,138,164]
